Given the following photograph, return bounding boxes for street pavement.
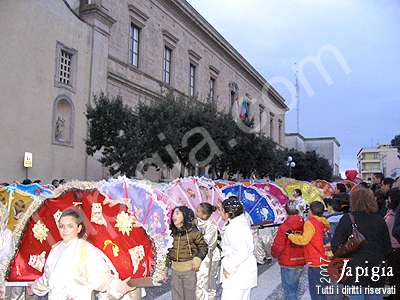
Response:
[144,260,311,300]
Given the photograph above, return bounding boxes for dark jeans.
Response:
[308,266,328,300]
[280,266,304,300]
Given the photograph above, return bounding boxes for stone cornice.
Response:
[128,4,149,22]
[209,65,220,76]
[79,3,116,29]
[108,55,185,98]
[165,0,288,110]
[162,29,179,45]
[188,49,202,61]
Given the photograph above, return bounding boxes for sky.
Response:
[187,0,400,175]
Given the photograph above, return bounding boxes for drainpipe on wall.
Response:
[84,22,95,180]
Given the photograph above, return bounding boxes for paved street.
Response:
[144,261,311,300]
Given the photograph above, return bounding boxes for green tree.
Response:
[86,93,331,181]
[391,135,400,150]
[276,149,333,181]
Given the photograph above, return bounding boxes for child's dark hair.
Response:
[336,183,347,193]
[388,188,400,210]
[170,206,195,234]
[309,201,324,217]
[22,179,32,185]
[294,189,302,196]
[222,196,244,219]
[383,178,395,187]
[60,208,86,238]
[199,202,217,219]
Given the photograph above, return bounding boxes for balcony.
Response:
[360,158,380,163]
[361,169,382,173]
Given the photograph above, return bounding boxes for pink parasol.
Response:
[164,177,225,228]
[252,182,289,205]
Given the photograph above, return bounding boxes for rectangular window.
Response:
[163,46,172,84]
[209,77,215,100]
[229,91,235,114]
[59,50,73,86]
[129,24,140,67]
[270,117,274,140]
[189,63,196,97]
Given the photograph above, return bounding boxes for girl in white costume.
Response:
[29,208,133,300]
[0,203,14,300]
[219,197,257,300]
[195,203,221,300]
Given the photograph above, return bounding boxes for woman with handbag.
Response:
[332,188,392,300]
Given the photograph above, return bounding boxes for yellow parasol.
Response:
[285,181,324,204]
[276,177,296,190]
[0,186,34,231]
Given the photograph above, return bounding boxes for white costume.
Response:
[0,227,14,266]
[196,218,221,300]
[293,196,308,218]
[220,214,257,300]
[0,227,14,300]
[254,227,277,264]
[32,238,127,300]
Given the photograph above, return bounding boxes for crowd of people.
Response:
[0,178,66,190]
[1,174,400,300]
[271,174,400,300]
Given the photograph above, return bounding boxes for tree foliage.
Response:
[86,92,333,181]
[391,135,400,150]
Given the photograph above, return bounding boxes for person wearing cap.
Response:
[219,196,257,300]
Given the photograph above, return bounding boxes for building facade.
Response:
[0,0,288,183]
[357,145,400,181]
[285,133,341,176]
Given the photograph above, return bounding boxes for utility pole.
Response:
[294,63,300,133]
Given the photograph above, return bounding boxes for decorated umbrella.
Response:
[16,183,54,198]
[251,182,289,205]
[311,180,335,198]
[134,179,169,192]
[97,177,173,251]
[222,184,287,225]
[276,177,296,190]
[130,179,173,227]
[285,181,324,204]
[2,181,170,287]
[214,179,235,189]
[0,185,36,231]
[164,177,225,229]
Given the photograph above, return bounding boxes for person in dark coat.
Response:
[384,188,400,300]
[332,188,392,300]
[331,183,350,213]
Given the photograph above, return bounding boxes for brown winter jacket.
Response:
[167,225,208,265]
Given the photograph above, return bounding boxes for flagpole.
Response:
[295,63,300,133]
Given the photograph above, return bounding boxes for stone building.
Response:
[357,144,400,181]
[0,0,288,183]
[285,133,341,176]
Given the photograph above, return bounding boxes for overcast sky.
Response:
[187,0,400,175]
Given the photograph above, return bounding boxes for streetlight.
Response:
[287,157,296,178]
